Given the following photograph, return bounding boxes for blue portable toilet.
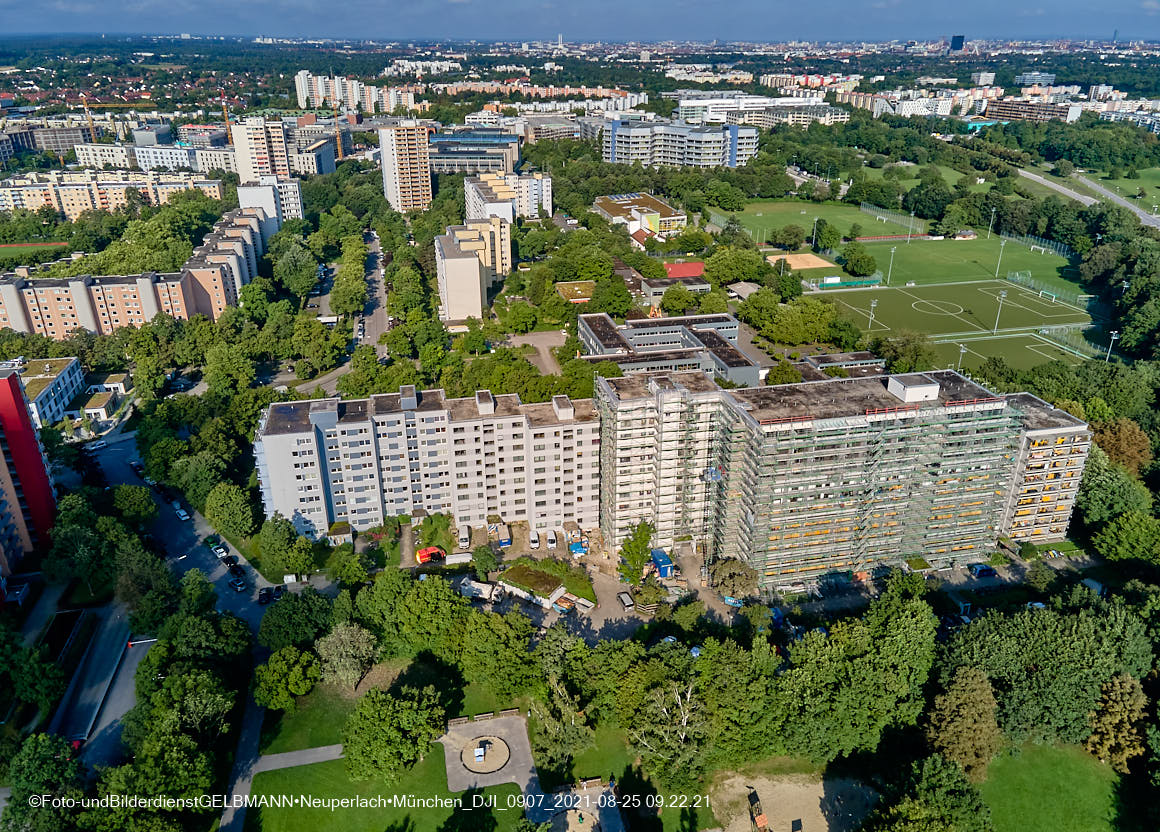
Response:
[651,549,674,578]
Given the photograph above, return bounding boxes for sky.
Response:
[2,0,1160,42]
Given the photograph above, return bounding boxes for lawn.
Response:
[499,557,597,603]
[1088,165,1160,206]
[259,683,361,754]
[861,162,989,193]
[730,200,923,241]
[245,748,525,832]
[980,744,1119,832]
[928,334,1088,372]
[829,280,1092,340]
[855,235,1077,293]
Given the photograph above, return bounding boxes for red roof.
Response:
[664,261,705,278]
[630,229,654,246]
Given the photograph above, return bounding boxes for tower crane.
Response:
[221,89,232,144]
[79,94,97,143]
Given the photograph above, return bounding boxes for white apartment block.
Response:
[194,147,238,174]
[0,170,223,221]
[73,143,137,169]
[672,91,825,124]
[289,140,336,176]
[294,70,418,113]
[378,121,432,213]
[231,118,291,183]
[435,232,486,321]
[133,145,197,171]
[465,172,553,222]
[254,387,599,537]
[603,121,758,168]
[238,176,303,243]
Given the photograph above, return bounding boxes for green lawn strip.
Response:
[259,683,361,755]
[245,750,525,832]
[499,557,596,603]
[735,200,919,239]
[980,744,1119,832]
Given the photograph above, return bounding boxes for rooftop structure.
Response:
[578,312,759,387]
[593,193,687,237]
[0,357,84,428]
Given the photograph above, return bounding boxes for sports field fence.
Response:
[1037,325,1106,358]
[999,232,1075,260]
[858,202,927,235]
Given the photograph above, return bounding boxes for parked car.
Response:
[229,577,247,593]
[272,584,287,601]
[257,587,274,605]
[222,555,239,567]
[457,526,471,549]
[212,544,229,558]
[416,546,446,564]
[528,529,540,550]
[175,508,191,522]
[228,564,245,579]
[617,591,635,611]
[967,564,997,579]
[546,530,558,549]
[88,440,107,450]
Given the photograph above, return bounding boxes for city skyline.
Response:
[2,0,1160,42]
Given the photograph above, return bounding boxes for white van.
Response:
[457,526,471,550]
[546,530,558,549]
[528,530,540,550]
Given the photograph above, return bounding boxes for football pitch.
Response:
[734,200,921,238]
[929,335,1088,371]
[830,280,1092,340]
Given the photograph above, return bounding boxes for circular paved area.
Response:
[460,735,510,774]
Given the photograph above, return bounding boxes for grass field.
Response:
[260,683,361,755]
[829,280,1091,341]
[856,235,1077,293]
[860,162,989,193]
[733,200,922,240]
[980,745,1119,832]
[246,749,525,832]
[1090,165,1160,204]
[929,334,1088,371]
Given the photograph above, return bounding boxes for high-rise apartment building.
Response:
[378,121,432,213]
[254,387,599,537]
[73,143,138,169]
[238,176,303,243]
[594,371,1089,589]
[603,121,758,168]
[434,219,511,321]
[465,172,553,222]
[0,371,57,580]
[231,117,291,183]
[0,357,85,429]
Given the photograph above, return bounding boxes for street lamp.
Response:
[992,289,1007,334]
[887,246,896,286]
[957,343,967,370]
[868,298,879,332]
[811,216,819,248]
[907,211,915,244]
[987,206,996,239]
[994,239,1007,278]
[1105,330,1120,363]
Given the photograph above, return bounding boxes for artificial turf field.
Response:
[928,334,1088,371]
[829,280,1092,340]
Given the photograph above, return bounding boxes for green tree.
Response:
[1075,446,1152,528]
[343,686,445,783]
[866,755,991,832]
[926,666,1003,782]
[1027,559,1054,593]
[274,241,319,305]
[1086,673,1148,773]
[112,484,157,527]
[2,733,84,832]
[325,543,371,586]
[315,621,377,690]
[203,482,255,540]
[773,224,807,250]
[841,241,878,277]
[618,521,655,586]
[708,559,757,598]
[258,587,333,651]
[460,611,536,699]
[629,682,710,789]
[530,676,594,777]
[253,646,320,712]
[1092,510,1160,564]
[203,342,255,396]
[870,331,938,373]
[257,513,299,572]
[660,285,697,316]
[471,544,498,581]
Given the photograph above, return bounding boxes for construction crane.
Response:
[79,94,97,143]
[333,107,344,161]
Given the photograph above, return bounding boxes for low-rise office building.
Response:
[578,313,759,387]
[593,193,687,236]
[595,370,1089,590]
[254,387,599,538]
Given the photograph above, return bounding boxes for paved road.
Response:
[362,231,391,353]
[254,744,344,774]
[508,330,566,375]
[1017,169,1097,206]
[49,605,129,742]
[1073,173,1160,228]
[81,637,151,769]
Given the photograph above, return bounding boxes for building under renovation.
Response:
[595,370,1089,590]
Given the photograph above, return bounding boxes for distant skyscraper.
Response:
[378,121,432,213]
[557,33,563,49]
[950,35,966,51]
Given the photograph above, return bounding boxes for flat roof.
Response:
[1007,393,1089,432]
[805,351,885,368]
[641,276,710,290]
[594,192,684,221]
[579,313,632,350]
[556,280,595,301]
[622,313,735,331]
[692,328,753,368]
